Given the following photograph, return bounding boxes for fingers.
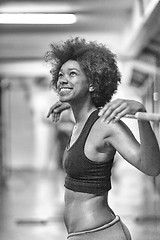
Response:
[98,99,129,123]
[51,112,60,122]
[112,109,128,122]
[46,102,71,123]
[46,101,63,123]
[46,101,62,118]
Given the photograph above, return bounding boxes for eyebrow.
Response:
[60,67,80,72]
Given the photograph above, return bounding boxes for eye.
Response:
[58,72,63,78]
[69,71,77,76]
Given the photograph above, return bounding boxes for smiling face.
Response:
[57,60,90,103]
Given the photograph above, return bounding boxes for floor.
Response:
[0,166,160,240]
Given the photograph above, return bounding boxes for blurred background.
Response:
[0,0,160,239]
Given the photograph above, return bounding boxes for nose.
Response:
[57,75,68,86]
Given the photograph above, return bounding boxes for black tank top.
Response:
[63,110,114,195]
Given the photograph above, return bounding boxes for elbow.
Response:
[148,171,160,177]
[145,166,160,177]
[154,172,160,177]
[151,159,160,177]
[140,154,160,177]
[140,160,160,177]
[152,168,160,177]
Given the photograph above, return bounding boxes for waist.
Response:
[67,215,120,238]
[64,188,115,234]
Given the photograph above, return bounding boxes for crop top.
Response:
[63,109,114,195]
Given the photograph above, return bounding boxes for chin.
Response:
[59,96,71,103]
[59,92,74,101]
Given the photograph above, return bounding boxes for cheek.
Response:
[81,79,90,91]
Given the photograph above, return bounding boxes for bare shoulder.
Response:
[94,117,129,138]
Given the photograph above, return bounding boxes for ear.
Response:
[89,84,95,92]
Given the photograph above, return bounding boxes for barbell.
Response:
[124,112,160,122]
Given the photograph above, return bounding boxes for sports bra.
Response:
[63,110,114,195]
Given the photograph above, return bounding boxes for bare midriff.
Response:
[64,188,116,234]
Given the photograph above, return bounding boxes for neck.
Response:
[71,101,97,125]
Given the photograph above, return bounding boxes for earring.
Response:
[89,85,94,92]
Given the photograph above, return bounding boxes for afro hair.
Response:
[45,37,121,108]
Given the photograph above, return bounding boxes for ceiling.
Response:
[0,0,160,77]
[0,0,134,33]
[0,0,134,61]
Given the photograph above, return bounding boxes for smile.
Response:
[59,87,73,96]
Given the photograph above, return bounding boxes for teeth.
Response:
[59,88,72,95]
[60,88,71,92]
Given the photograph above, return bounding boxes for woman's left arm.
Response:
[137,119,160,176]
[99,99,160,176]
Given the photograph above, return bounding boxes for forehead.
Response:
[60,60,81,71]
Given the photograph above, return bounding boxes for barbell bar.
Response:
[124,112,160,122]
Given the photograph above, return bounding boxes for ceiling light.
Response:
[0,13,77,24]
[0,3,72,13]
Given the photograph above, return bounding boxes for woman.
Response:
[46,37,160,240]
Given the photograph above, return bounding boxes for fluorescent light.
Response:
[0,3,72,13]
[0,13,77,24]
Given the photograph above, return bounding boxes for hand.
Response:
[47,101,71,122]
[98,99,146,123]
